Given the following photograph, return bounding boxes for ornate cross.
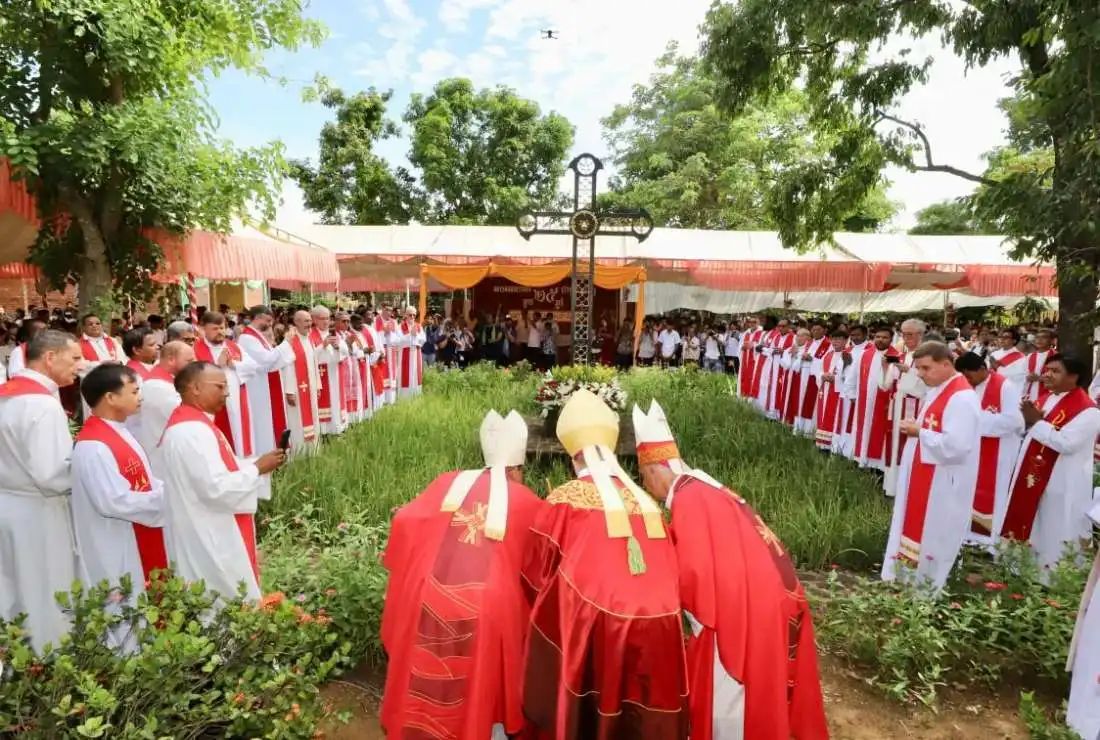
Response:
[517,153,654,365]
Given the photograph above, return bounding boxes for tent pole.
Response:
[943,291,949,328]
[858,292,866,323]
[21,279,29,313]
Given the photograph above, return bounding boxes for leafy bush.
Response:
[813,545,1089,707]
[1019,692,1082,740]
[0,576,348,738]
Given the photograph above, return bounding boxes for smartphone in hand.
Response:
[279,429,292,451]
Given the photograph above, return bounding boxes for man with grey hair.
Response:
[310,305,347,435]
[881,318,930,496]
[166,320,196,344]
[280,310,321,453]
[0,330,84,651]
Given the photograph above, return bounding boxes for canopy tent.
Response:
[0,161,340,290]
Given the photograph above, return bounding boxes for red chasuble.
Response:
[308,329,335,424]
[163,404,258,579]
[286,334,317,444]
[670,476,827,740]
[971,372,1007,536]
[380,470,545,739]
[192,338,252,456]
[749,330,776,400]
[400,321,423,388]
[125,359,153,381]
[77,416,167,582]
[241,326,288,443]
[898,374,972,564]
[1001,387,1096,541]
[522,477,689,739]
[854,346,897,463]
[815,350,842,450]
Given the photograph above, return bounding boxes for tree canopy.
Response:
[601,47,896,233]
[0,0,324,310]
[909,200,989,236]
[702,1,1100,360]
[294,78,575,227]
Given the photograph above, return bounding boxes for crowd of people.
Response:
[381,390,828,739]
[0,301,427,654]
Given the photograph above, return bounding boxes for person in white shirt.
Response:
[133,340,194,467]
[0,330,84,651]
[657,321,681,367]
[722,323,741,374]
[524,311,543,366]
[637,320,657,366]
[71,364,166,651]
[703,327,723,373]
[160,361,286,603]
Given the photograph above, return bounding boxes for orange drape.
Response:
[417,261,648,350]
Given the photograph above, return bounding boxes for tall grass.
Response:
[267,364,891,570]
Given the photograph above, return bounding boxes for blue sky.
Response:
[204,0,1017,229]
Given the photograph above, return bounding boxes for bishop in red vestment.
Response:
[523,390,688,740]
[381,410,544,739]
[633,400,828,740]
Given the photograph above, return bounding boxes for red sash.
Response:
[855,346,897,463]
[77,416,166,582]
[81,336,119,362]
[898,374,972,563]
[814,351,841,449]
[971,372,1007,536]
[308,328,334,423]
[146,366,174,385]
[995,350,1024,373]
[797,339,830,420]
[164,404,257,579]
[362,329,385,397]
[1025,351,1049,400]
[749,329,775,399]
[242,327,288,444]
[1001,387,1095,541]
[738,329,757,397]
[771,332,795,414]
[337,331,357,415]
[288,333,317,444]
[0,374,53,398]
[192,338,253,456]
[126,359,153,380]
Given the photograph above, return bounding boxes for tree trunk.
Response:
[77,228,112,313]
[1055,253,1097,374]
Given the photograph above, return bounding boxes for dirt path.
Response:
[319,656,1030,739]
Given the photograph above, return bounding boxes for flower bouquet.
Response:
[535,366,628,432]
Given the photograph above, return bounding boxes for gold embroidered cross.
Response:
[319,365,327,377]
[1026,473,1037,489]
[451,503,488,545]
[124,459,142,477]
[299,381,309,394]
[754,515,783,555]
[924,413,939,430]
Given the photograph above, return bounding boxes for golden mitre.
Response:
[556,389,619,456]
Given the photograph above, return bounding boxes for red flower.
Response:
[829,563,839,570]
[1010,593,1025,601]
[983,581,1006,591]
[1044,598,1062,609]
[948,602,962,610]
[890,617,902,626]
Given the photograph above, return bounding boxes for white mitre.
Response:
[439,409,527,541]
[632,400,723,490]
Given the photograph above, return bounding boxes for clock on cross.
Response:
[516,153,653,364]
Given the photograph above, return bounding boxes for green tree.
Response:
[291,87,420,225]
[0,1,323,310]
[602,48,896,231]
[909,199,988,236]
[703,1,1100,362]
[405,78,574,225]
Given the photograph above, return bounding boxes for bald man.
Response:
[132,340,194,468]
[280,310,322,453]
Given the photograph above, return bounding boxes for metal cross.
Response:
[516,153,653,365]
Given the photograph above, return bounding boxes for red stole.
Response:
[0,374,53,398]
[898,374,972,563]
[971,373,1007,536]
[814,351,841,449]
[399,321,423,387]
[81,336,119,362]
[337,331,357,415]
[995,350,1024,374]
[242,327,288,444]
[739,329,758,397]
[351,331,370,412]
[798,338,829,420]
[192,338,253,457]
[76,417,166,582]
[854,346,897,462]
[362,329,385,397]
[287,333,317,444]
[750,329,775,399]
[126,359,153,380]
[308,329,335,424]
[1025,351,1049,400]
[164,404,258,579]
[1001,387,1096,541]
[146,366,174,385]
[771,332,795,414]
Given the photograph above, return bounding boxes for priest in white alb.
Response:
[1066,500,1100,740]
[71,364,165,651]
[79,313,124,418]
[882,341,980,592]
[396,306,427,398]
[334,311,366,424]
[751,321,779,413]
[954,352,1024,547]
[376,304,400,405]
[0,330,83,651]
[351,313,384,418]
[159,361,286,603]
[7,318,46,378]
[1023,329,1056,402]
[280,310,321,454]
[882,319,929,496]
[238,305,295,452]
[845,326,898,473]
[990,328,1027,388]
[310,305,348,435]
[192,311,261,458]
[133,340,193,468]
[836,325,868,458]
[122,327,159,382]
[1001,354,1100,577]
[813,328,848,453]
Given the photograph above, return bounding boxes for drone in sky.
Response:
[541,29,559,40]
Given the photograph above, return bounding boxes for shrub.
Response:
[0,576,348,738]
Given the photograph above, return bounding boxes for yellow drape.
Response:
[417,261,648,360]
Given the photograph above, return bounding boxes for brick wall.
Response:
[0,281,75,313]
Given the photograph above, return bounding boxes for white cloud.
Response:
[439,0,504,32]
[410,48,459,88]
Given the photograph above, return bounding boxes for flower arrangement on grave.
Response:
[534,365,627,419]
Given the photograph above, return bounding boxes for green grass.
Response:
[267,364,891,570]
